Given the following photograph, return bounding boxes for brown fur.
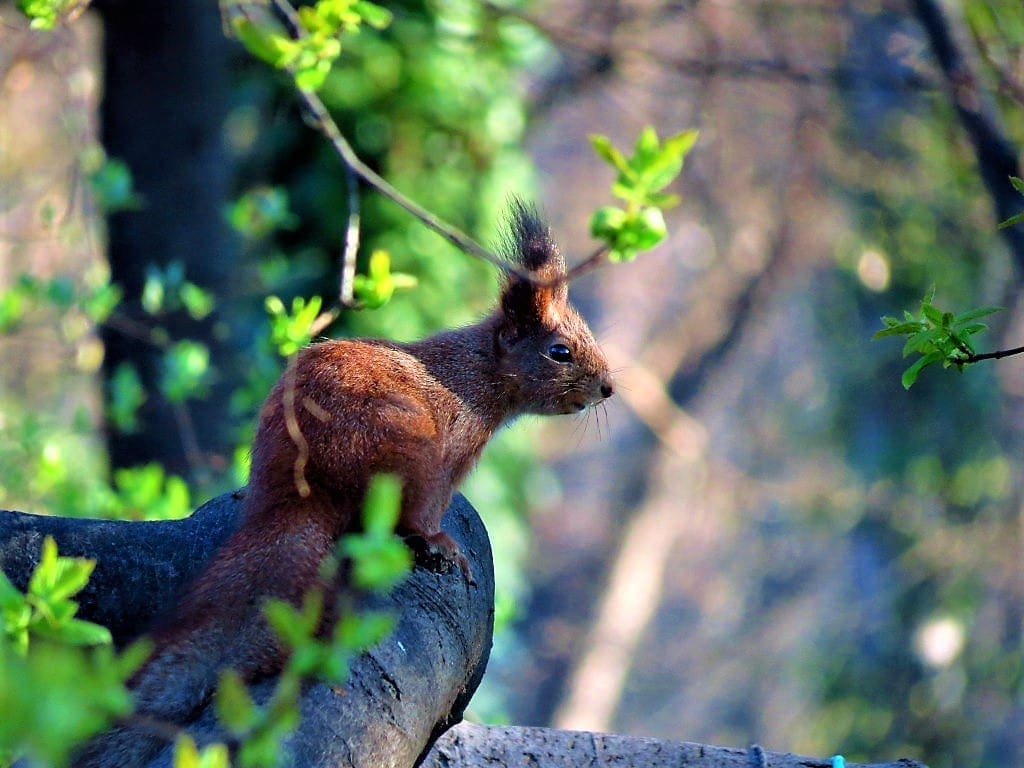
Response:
[72,203,613,767]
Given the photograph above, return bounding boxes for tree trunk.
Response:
[0,492,494,767]
[95,0,240,481]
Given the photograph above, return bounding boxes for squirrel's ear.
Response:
[499,200,567,329]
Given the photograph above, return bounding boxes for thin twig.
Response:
[962,344,1024,363]
[564,244,610,282]
[245,0,600,288]
[292,84,521,276]
[339,160,361,307]
[171,401,207,485]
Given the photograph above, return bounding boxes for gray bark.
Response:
[428,723,929,768]
[0,492,494,768]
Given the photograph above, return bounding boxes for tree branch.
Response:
[424,722,929,768]
[962,344,1024,364]
[0,491,494,767]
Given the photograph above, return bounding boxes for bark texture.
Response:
[427,723,929,768]
[0,491,494,768]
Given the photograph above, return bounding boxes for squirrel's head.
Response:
[495,201,614,415]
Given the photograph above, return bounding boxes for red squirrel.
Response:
[72,203,613,766]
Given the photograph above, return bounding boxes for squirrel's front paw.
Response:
[404,531,476,586]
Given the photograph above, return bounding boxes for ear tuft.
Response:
[503,198,566,277]
[499,199,568,330]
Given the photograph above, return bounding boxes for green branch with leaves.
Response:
[873,289,1009,389]
[875,176,1024,389]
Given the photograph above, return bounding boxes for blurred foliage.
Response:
[0,640,146,767]
[0,536,111,655]
[805,2,1024,765]
[0,539,148,767]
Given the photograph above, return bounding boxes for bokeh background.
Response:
[2,2,1023,766]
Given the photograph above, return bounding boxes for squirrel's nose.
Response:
[600,378,614,399]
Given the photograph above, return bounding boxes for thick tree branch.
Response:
[425,722,929,768]
[0,491,494,768]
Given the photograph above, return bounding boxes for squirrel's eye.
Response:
[547,343,573,363]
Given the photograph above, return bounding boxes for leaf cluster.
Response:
[0,273,120,335]
[14,0,83,29]
[0,539,148,767]
[338,473,413,591]
[228,0,392,92]
[873,289,1002,388]
[0,640,146,767]
[0,536,111,654]
[589,127,698,262]
[141,262,215,321]
[228,186,298,241]
[351,250,417,310]
[265,294,324,356]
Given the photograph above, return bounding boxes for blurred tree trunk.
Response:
[96,0,239,482]
[910,0,1024,266]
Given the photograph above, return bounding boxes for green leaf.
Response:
[228,186,297,240]
[645,191,682,209]
[108,362,146,433]
[160,341,211,403]
[266,294,325,355]
[82,283,122,323]
[215,670,258,734]
[589,134,633,178]
[921,301,944,326]
[633,206,667,249]
[45,618,112,647]
[902,350,944,389]
[44,557,95,604]
[0,570,25,612]
[353,250,413,309]
[180,283,214,321]
[362,474,402,537]
[28,536,60,598]
[589,206,626,240]
[1010,175,1024,194]
[632,126,660,167]
[173,734,201,768]
[230,17,295,69]
[953,306,1003,325]
[902,327,943,358]
[342,536,412,592]
[265,594,322,650]
[955,323,988,337]
[141,268,166,315]
[88,158,140,213]
[353,1,393,28]
[334,610,395,653]
[872,321,926,340]
[0,287,28,332]
[661,128,700,161]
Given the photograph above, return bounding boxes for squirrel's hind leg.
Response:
[403,529,474,585]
